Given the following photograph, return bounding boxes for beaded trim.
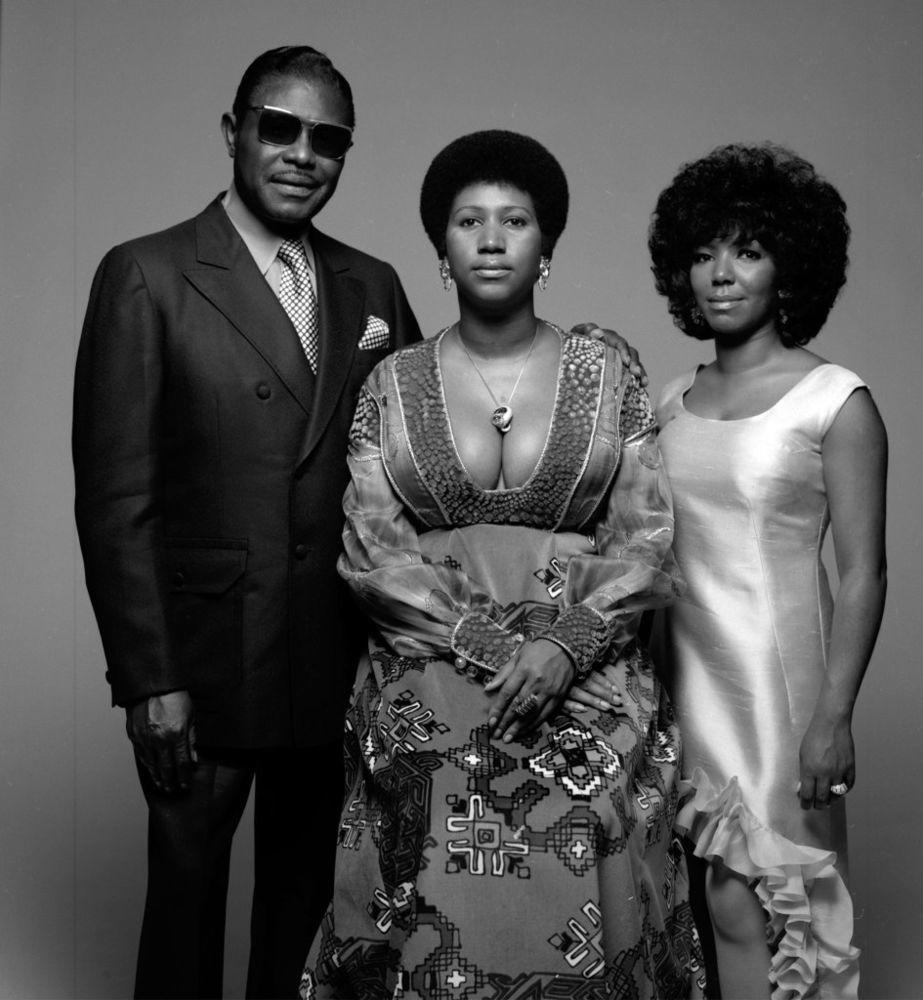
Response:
[450,612,525,674]
[536,604,610,676]
[348,385,380,454]
[618,374,656,442]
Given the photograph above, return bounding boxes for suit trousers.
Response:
[134,742,344,1000]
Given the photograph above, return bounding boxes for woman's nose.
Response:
[479,224,504,252]
[711,251,733,283]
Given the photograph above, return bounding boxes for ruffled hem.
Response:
[676,769,859,1000]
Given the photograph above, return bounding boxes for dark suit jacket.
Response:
[73,196,421,748]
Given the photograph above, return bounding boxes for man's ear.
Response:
[220,112,237,158]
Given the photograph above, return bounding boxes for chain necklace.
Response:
[455,322,539,433]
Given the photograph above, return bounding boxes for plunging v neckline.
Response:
[434,324,566,494]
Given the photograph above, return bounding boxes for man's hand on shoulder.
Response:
[126,690,197,794]
[570,322,648,385]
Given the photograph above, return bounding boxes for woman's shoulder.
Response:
[789,358,868,405]
[372,331,442,378]
[389,330,445,361]
[361,331,444,405]
[768,356,870,440]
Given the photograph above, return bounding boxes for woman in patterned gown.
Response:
[647,144,888,998]
[301,131,703,999]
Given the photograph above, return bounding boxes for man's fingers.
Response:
[134,744,157,784]
[173,735,196,790]
[152,744,177,793]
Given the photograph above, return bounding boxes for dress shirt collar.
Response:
[221,183,315,276]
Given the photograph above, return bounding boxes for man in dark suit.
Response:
[73,46,420,999]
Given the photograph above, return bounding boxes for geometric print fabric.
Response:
[277,238,319,372]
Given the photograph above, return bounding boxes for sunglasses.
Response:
[248,105,354,160]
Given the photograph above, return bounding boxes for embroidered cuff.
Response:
[451,612,523,674]
[536,605,610,677]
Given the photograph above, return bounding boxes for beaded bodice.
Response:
[358,327,654,533]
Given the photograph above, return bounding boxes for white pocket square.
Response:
[358,316,390,350]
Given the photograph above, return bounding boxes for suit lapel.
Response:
[297,230,365,466]
[184,199,315,417]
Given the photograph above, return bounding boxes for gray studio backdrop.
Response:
[1,1,920,996]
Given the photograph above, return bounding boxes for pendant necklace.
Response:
[455,323,539,433]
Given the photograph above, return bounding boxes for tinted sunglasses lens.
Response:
[311,123,352,158]
[257,110,302,146]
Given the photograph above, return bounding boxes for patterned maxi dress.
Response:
[301,329,705,1000]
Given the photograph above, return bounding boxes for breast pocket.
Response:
[166,538,248,692]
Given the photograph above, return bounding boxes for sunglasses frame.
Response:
[248,105,354,160]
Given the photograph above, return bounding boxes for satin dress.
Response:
[301,329,704,999]
[656,364,867,999]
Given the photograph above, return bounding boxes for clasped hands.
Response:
[485,641,627,742]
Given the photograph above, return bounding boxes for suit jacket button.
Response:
[293,544,308,559]
[256,383,271,399]
[172,571,185,587]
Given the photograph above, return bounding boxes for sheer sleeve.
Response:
[535,374,679,675]
[337,374,524,673]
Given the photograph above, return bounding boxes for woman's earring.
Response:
[439,258,452,291]
[690,306,705,326]
[777,291,790,333]
[538,256,551,291]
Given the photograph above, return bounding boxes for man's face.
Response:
[222,75,351,233]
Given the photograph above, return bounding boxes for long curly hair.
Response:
[420,130,568,258]
[648,143,849,346]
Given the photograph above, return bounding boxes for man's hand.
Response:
[570,322,648,385]
[126,690,197,794]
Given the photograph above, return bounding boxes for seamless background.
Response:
[1,1,920,996]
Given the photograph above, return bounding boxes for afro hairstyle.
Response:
[420,130,568,258]
[648,142,849,346]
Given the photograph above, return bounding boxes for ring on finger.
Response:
[512,693,539,718]
[830,782,849,796]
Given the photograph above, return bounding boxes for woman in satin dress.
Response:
[647,144,888,998]
[300,130,704,999]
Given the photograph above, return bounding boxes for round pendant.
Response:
[491,405,513,433]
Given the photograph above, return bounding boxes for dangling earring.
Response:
[690,306,705,326]
[538,256,551,291]
[439,258,452,291]
[777,290,790,334]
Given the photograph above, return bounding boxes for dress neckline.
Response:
[679,362,834,424]
[434,323,567,494]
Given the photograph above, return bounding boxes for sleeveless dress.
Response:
[301,329,704,999]
[656,363,867,999]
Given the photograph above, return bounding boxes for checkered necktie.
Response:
[277,238,319,373]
